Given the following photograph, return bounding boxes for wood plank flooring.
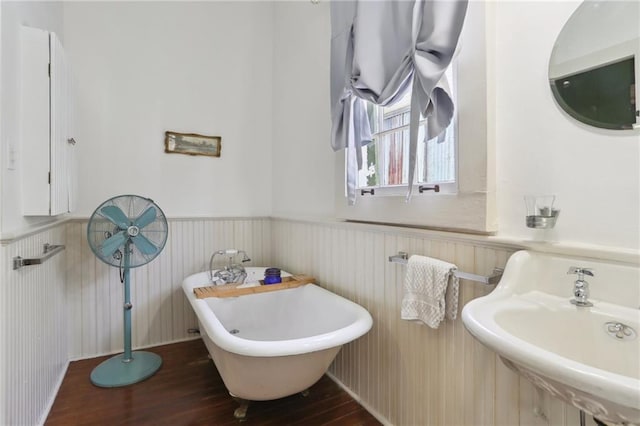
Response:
[46,339,380,425]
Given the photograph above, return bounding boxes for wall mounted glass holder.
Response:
[388,251,504,285]
[524,195,560,229]
[525,210,560,229]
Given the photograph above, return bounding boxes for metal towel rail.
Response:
[13,243,66,270]
[388,251,503,285]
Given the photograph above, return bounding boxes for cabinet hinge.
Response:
[48,172,51,184]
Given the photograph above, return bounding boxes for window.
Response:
[357,67,457,193]
[335,1,496,233]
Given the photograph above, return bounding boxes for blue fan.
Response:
[87,195,168,387]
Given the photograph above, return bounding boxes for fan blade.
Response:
[100,205,130,229]
[133,206,157,229]
[101,231,127,257]
[131,233,158,255]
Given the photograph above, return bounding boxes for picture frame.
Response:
[164,131,221,157]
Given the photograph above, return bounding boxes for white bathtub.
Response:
[182,267,373,401]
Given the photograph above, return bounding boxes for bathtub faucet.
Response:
[209,249,251,284]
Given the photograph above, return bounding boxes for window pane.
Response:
[366,102,378,134]
[357,66,457,189]
[358,142,378,187]
[420,126,455,183]
[381,129,409,186]
[382,110,410,131]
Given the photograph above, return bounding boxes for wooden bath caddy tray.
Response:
[194,275,315,299]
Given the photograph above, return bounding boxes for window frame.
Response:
[334,1,496,234]
[357,63,459,196]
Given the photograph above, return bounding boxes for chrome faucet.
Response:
[209,249,251,284]
[567,267,594,307]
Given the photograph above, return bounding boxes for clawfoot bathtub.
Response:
[182,268,372,417]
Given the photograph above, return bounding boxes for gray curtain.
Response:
[331,0,468,204]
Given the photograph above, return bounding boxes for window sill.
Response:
[337,184,496,234]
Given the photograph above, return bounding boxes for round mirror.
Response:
[549,0,639,130]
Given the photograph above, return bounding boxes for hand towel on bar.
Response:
[401,255,459,328]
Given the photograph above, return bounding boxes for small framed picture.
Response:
[164,131,221,157]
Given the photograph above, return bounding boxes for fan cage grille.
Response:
[87,195,168,268]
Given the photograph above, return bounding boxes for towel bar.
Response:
[13,243,66,270]
[388,251,504,285]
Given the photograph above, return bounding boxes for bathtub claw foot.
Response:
[233,398,250,421]
[301,389,310,397]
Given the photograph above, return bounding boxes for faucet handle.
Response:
[567,267,594,278]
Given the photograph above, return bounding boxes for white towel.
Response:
[401,255,459,328]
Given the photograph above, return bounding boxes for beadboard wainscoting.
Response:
[271,218,595,426]
[1,223,69,426]
[65,217,272,359]
[3,216,608,426]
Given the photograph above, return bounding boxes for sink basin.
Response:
[462,250,640,425]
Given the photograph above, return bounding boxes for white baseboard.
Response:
[37,360,70,426]
[325,371,392,426]
[68,336,201,362]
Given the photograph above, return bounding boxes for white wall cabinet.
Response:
[20,26,76,216]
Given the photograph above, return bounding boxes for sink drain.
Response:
[604,322,636,340]
[229,329,240,335]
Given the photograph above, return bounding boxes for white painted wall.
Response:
[271,2,335,220]
[494,1,640,250]
[63,1,274,219]
[0,2,65,235]
[11,1,634,251]
[270,1,640,252]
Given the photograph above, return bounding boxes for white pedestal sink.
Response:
[462,250,640,425]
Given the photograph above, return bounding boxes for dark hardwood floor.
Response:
[46,339,380,425]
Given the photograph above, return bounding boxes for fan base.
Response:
[90,351,162,388]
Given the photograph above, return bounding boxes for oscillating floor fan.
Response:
[87,195,168,387]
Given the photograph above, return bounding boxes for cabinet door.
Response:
[50,32,72,215]
[20,28,75,216]
[20,26,50,215]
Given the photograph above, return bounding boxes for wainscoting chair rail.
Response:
[388,251,504,285]
[13,243,66,270]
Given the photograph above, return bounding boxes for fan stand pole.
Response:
[123,260,133,362]
[90,243,162,387]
